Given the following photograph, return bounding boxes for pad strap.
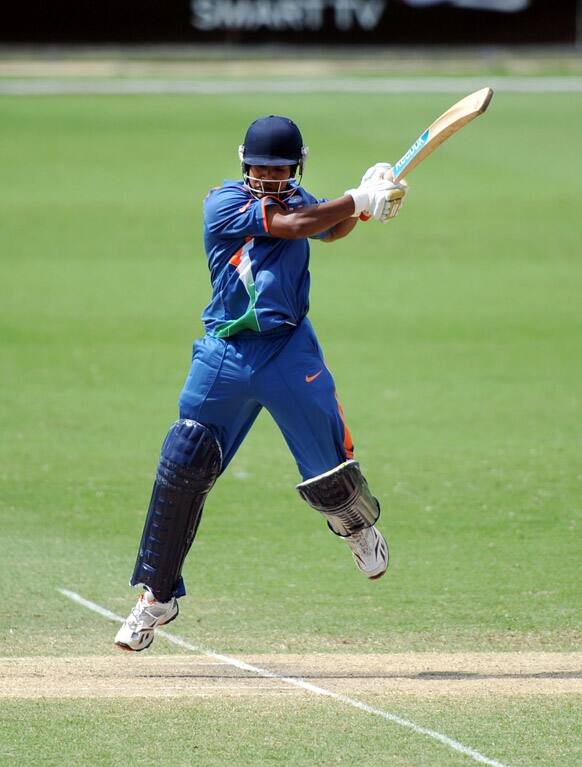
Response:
[130,419,222,601]
[296,460,380,537]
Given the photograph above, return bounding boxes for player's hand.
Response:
[368,178,409,223]
[360,162,393,185]
[345,176,400,218]
[345,177,409,220]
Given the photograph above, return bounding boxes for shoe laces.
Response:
[128,592,154,621]
[348,526,376,555]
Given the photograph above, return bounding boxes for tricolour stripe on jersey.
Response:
[215,237,260,338]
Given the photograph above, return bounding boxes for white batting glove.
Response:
[361,162,393,185]
[345,177,409,220]
[368,179,409,223]
[344,183,371,217]
[345,175,401,218]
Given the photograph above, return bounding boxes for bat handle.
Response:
[387,167,401,183]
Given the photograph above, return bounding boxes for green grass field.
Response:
[1,90,581,766]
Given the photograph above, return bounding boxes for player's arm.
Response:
[266,174,408,240]
[319,216,358,243]
[265,196,356,240]
[264,171,409,240]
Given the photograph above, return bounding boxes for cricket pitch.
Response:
[2,653,581,699]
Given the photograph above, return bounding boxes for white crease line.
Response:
[58,588,511,767]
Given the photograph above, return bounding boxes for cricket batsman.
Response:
[115,115,409,651]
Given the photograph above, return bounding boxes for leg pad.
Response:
[130,419,222,601]
[296,460,380,537]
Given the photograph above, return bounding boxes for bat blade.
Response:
[391,87,494,182]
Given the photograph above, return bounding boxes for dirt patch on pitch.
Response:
[1,653,581,699]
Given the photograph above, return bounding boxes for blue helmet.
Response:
[240,115,307,167]
[238,116,308,196]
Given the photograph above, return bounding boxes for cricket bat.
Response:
[389,87,494,182]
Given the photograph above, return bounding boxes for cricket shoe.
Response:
[344,525,389,580]
[114,590,179,652]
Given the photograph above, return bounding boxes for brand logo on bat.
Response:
[393,128,430,176]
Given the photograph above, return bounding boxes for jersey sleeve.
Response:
[205,187,283,239]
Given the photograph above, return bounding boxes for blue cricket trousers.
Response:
[178,318,353,481]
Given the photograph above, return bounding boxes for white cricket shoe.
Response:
[344,525,389,580]
[114,590,179,652]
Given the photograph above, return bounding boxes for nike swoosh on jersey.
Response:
[305,370,323,383]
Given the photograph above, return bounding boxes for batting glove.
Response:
[344,183,371,217]
[360,162,393,185]
[345,176,406,219]
[368,179,409,224]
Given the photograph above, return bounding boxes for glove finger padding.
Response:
[380,196,404,223]
[370,179,409,223]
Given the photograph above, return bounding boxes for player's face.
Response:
[248,165,292,196]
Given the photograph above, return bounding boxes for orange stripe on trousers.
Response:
[335,393,354,459]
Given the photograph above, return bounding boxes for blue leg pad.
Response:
[130,419,222,601]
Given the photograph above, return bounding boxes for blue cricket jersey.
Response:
[201,180,328,338]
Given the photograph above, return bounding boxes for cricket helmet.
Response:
[238,115,308,197]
